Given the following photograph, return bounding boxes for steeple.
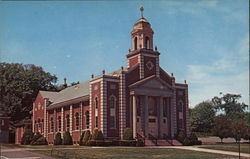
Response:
[131,7,154,51]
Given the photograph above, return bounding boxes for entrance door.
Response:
[148,97,158,138]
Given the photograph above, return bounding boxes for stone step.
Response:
[145,139,156,146]
[156,140,172,146]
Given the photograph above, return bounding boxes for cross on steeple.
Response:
[140,6,144,18]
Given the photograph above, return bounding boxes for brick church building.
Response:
[32,8,189,145]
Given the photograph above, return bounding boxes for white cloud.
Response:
[186,36,249,106]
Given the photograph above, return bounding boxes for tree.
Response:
[54,132,63,145]
[0,63,58,123]
[212,115,232,142]
[82,130,91,145]
[212,93,247,120]
[63,131,73,145]
[231,118,248,142]
[190,101,216,132]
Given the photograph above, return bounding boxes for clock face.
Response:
[146,61,154,70]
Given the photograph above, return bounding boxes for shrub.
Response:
[96,130,104,140]
[21,129,34,145]
[136,138,144,147]
[31,136,48,145]
[30,132,43,145]
[183,138,192,146]
[194,140,202,145]
[91,129,99,140]
[82,130,91,145]
[86,140,96,146]
[79,131,86,146]
[123,128,133,140]
[176,130,186,143]
[63,131,73,145]
[54,132,62,145]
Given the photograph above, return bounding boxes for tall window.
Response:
[85,111,90,129]
[95,116,98,128]
[145,36,149,49]
[109,96,116,129]
[163,98,168,117]
[75,112,79,130]
[148,97,157,116]
[178,119,183,129]
[66,114,70,131]
[134,37,138,50]
[95,97,98,109]
[58,116,61,131]
[50,117,54,132]
[178,101,183,112]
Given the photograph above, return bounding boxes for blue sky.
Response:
[0,0,249,106]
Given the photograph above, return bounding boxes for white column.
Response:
[89,83,92,131]
[159,96,163,138]
[61,107,64,134]
[70,105,73,133]
[144,96,148,138]
[132,95,137,139]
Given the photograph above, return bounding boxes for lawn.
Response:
[200,143,250,154]
[29,146,244,159]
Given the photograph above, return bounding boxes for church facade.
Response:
[32,10,189,145]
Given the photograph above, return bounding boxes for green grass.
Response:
[30,146,242,159]
[200,143,250,154]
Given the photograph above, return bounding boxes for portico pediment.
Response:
[129,75,173,91]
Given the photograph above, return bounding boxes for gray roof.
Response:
[39,81,89,107]
[51,81,89,106]
[39,91,58,103]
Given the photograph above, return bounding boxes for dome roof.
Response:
[133,17,153,33]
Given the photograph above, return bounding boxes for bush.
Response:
[82,130,91,146]
[136,138,144,147]
[194,140,202,145]
[86,140,96,146]
[30,132,43,145]
[63,131,73,145]
[21,129,34,145]
[79,131,86,146]
[176,130,186,143]
[31,136,48,145]
[123,128,133,140]
[91,129,99,140]
[96,130,104,140]
[54,132,62,145]
[183,138,192,146]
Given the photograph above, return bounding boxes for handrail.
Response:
[148,133,157,146]
[136,132,145,145]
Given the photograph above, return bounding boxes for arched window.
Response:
[58,116,61,131]
[50,117,54,132]
[134,37,138,50]
[95,97,98,109]
[109,96,116,129]
[145,37,150,49]
[85,111,90,129]
[178,101,183,112]
[66,114,70,131]
[75,112,79,130]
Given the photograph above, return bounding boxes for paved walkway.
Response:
[153,146,250,158]
[1,146,54,159]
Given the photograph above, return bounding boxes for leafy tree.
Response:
[190,101,216,132]
[212,115,232,142]
[30,132,43,145]
[54,132,63,145]
[0,63,58,123]
[212,94,247,120]
[21,129,34,145]
[231,118,248,142]
[63,131,73,145]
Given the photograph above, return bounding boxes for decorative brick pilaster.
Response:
[61,107,64,135]
[89,83,92,130]
[139,55,144,79]
[119,72,126,139]
[80,102,83,133]
[32,103,35,133]
[185,87,190,136]
[156,56,160,77]
[171,79,177,137]
[70,105,73,133]
[100,79,107,137]
[44,99,47,137]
